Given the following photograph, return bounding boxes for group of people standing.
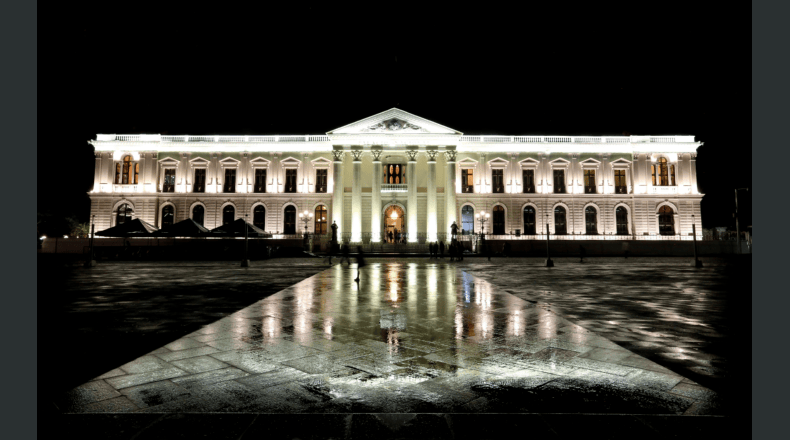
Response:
[384,229,406,244]
[429,240,465,261]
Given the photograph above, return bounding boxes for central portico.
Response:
[327,108,462,243]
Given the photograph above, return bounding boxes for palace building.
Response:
[87,108,704,242]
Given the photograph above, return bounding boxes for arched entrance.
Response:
[383,204,405,243]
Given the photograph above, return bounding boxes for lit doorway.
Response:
[383,205,405,243]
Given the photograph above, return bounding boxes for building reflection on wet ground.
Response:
[61,261,721,416]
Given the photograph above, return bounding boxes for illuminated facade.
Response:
[88,108,704,241]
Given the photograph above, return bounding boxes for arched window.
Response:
[222,205,235,226]
[116,203,133,225]
[585,206,597,235]
[658,206,675,235]
[161,205,174,228]
[554,206,567,235]
[616,207,629,235]
[523,206,536,235]
[253,205,266,230]
[192,205,205,226]
[492,205,505,235]
[284,205,296,234]
[314,205,327,235]
[652,157,670,186]
[461,205,474,235]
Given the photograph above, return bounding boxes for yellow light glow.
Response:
[391,212,398,219]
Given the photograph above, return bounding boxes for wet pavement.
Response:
[59,261,725,416]
[457,257,748,415]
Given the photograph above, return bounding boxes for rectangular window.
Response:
[462,169,474,193]
[193,169,205,193]
[315,169,327,193]
[522,169,535,193]
[651,165,657,186]
[584,169,596,194]
[254,168,267,193]
[553,169,565,194]
[614,169,627,194]
[492,169,504,193]
[224,168,236,193]
[163,169,176,193]
[285,169,297,193]
[669,164,676,186]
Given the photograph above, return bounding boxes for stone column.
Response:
[445,150,457,239]
[426,150,438,242]
[351,149,363,243]
[406,149,419,243]
[371,148,383,242]
[690,153,698,194]
[332,150,344,240]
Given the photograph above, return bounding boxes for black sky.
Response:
[39,4,751,229]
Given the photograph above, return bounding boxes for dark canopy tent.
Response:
[95,218,159,237]
[209,219,270,237]
[152,218,211,237]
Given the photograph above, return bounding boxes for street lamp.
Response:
[298,210,314,237]
[475,211,490,236]
[545,213,553,267]
[734,188,749,254]
[241,213,250,267]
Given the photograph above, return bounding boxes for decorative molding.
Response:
[332,150,345,162]
[350,150,364,161]
[445,150,457,162]
[406,150,419,162]
[426,150,438,162]
[368,118,422,132]
[371,149,383,162]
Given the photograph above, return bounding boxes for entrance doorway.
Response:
[383,205,405,243]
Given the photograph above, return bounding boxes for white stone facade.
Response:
[88,108,704,240]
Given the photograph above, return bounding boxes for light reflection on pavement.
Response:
[62,262,719,414]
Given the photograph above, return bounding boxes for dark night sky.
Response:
[39,4,751,229]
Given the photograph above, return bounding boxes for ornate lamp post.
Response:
[299,210,314,252]
[84,214,97,267]
[692,214,702,267]
[546,213,554,267]
[241,213,250,267]
[475,210,490,254]
[734,188,749,254]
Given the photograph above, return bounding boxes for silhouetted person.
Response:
[439,241,445,259]
[449,242,455,262]
[451,221,459,241]
[486,242,491,261]
[579,245,586,263]
[340,243,351,265]
[354,246,366,282]
[388,230,394,243]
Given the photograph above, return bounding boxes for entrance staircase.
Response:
[356,243,429,254]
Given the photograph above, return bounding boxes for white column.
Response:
[371,149,382,242]
[406,149,418,243]
[690,153,699,194]
[332,150,344,239]
[427,150,438,242]
[351,149,363,243]
[445,150,457,238]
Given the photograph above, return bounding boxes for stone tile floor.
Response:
[60,262,723,416]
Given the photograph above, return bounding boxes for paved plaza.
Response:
[44,257,745,438]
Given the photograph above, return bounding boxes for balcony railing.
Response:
[455,234,701,241]
[98,134,695,144]
[381,184,408,192]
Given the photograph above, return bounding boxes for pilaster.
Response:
[406,148,418,242]
[332,150,344,238]
[351,149,363,242]
[371,148,383,242]
[445,149,457,238]
[426,149,438,242]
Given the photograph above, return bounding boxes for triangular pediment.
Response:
[327,108,462,135]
